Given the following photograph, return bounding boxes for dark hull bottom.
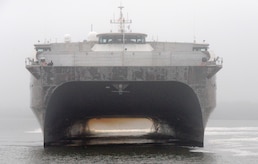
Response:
[45,136,203,147]
[44,81,204,147]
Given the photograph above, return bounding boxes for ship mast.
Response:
[110,6,132,33]
[110,6,132,58]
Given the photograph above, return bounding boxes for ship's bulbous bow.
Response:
[44,81,204,147]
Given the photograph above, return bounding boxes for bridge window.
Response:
[36,47,51,52]
[193,47,208,51]
[99,35,146,44]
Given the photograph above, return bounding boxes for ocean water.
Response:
[0,118,258,163]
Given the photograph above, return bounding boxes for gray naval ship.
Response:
[26,6,222,147]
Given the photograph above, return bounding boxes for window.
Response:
[99,34,146,44]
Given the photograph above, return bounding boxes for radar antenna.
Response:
[110,6,132,33]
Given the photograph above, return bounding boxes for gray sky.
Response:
[0,0,258,112]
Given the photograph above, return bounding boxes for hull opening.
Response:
[44,81,204,147]
[85,118,154,136]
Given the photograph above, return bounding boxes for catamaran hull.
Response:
[27,66,220,147]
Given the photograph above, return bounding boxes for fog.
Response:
[0,0,257,117]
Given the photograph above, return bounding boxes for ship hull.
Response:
[27,66,220,147]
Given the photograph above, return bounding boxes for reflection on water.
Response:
[4,145,215,164]
[1,119,258,163]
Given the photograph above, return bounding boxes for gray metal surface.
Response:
[26,30,222,147]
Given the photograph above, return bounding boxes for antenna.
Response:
[91,24,93,32]
[193,16,196,43]
[110,6,132,33]
[193,2,197,43]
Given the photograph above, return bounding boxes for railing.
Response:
[213,56,223,66]
[26,52,223,67]
[25,57,52,66]
[25,57,36,66]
